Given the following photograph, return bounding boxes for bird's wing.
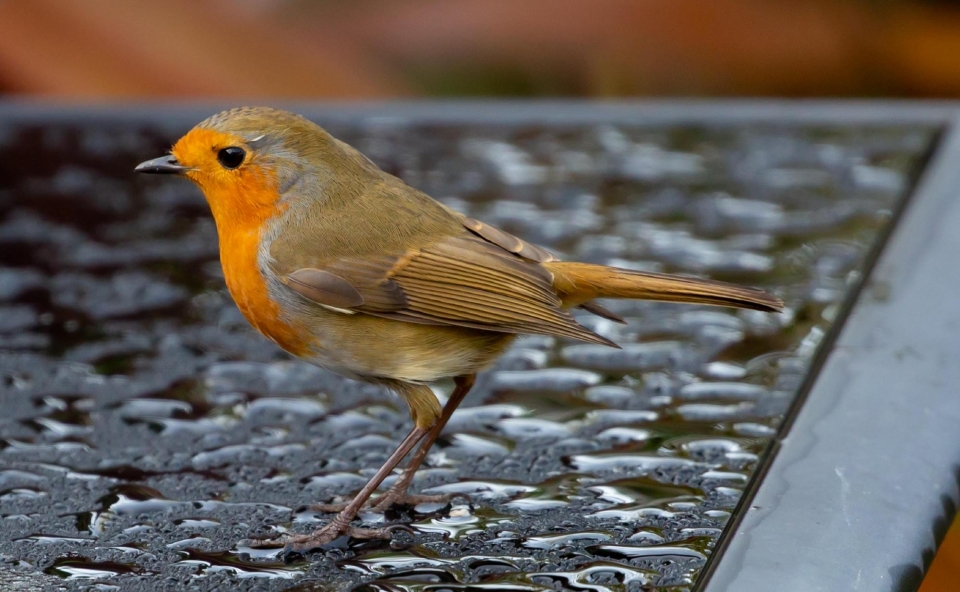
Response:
[280,218,615,346]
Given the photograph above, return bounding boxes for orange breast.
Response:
[219,225,310,357]
[170,130,311,358]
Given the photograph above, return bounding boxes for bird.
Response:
[135,106,782,551]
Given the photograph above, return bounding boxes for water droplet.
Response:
[490,369,602,392]
[496,347,550,371]
[582,385,635,407]
[243,397,327,421]
[166,536,212,549]
[45,556,145,580]
[582,409,658,429]
[627,530,666,545]
[702,361,747,380]
[349,551,455,575]
[175,548,302,579]
[0,469,46,489]
[496,417,571,440]
[537,561,656,590]
[0,487,46,501]
[561,342,681,372]
[569,453,702,476]
[505,497,569,511]
[700,470,748,484]
[16,535,93,545]
[678,381,767,401]
[423,481,536,502]
[733,421,777,437]
[303,472,368,494]
[523,531,612,550]
[414,508,483,539]
[595,427,652,447]
[674,402,754,422]
[445,433,511,458]
[588,543,707,561]
[588,506,677,523]
[115,398,192,420]
[175,518,220,530]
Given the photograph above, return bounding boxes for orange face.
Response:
[171,128,283,230]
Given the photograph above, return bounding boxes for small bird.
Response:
[136,107,782,551]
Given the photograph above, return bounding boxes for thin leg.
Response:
[253,424,430,551]
[370,374,476,512]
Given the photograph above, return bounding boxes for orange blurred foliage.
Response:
[0,0,407,98]
[3,0,960,98]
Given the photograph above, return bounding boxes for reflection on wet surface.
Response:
[0,116,934,590]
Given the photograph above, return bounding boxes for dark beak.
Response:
[135,155,190,175]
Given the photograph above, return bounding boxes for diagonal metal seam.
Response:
[695,116,958,591]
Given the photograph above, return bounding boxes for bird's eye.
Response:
[217,147,246,170]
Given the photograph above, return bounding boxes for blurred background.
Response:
[3,0,960,100]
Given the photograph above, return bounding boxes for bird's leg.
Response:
[311,376,476,513]
[251,424,429,551]
[370,374,476,512]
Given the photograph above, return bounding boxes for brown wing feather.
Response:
[461,217,556,263]
[284,231,615,346]
[578,301,627,324]
[285,269,365,308]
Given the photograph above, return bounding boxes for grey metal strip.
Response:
[0,99,957,126]
[701,119,960,591]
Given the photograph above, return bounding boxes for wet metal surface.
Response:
[0,113,935,591]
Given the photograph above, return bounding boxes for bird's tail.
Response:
[544,261,783,313]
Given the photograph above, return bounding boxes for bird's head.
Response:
[136,107,366,228]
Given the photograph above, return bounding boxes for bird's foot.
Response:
[245,522,403,552]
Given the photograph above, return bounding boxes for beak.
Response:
[135,155,190,175]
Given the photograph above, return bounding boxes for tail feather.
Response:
[545,262,783,313]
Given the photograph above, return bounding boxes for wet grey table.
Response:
[0,101,957,592]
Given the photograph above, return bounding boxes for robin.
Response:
[136,107,782,551]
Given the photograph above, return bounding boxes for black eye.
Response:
[217,147,245,170]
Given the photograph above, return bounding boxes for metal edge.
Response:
[699,115,960,591]
[695,112,948,589]
[0,99,958,127]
